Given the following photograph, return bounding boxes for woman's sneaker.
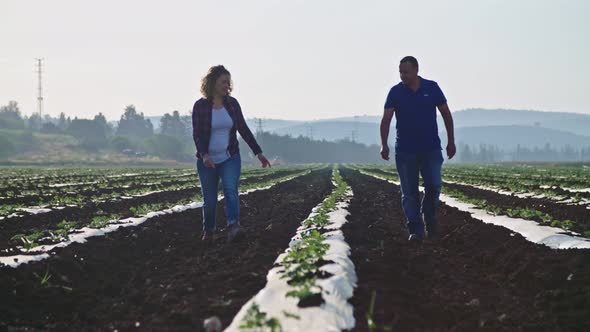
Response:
[201,231,214,242]
[408,233,424,242]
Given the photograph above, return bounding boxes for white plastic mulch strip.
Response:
[225,189,356,331]
[440,194,590,249]
[2,189,175,220]
[0,202,202,268]
[445,180,590,208]
[0,172,309,268]
[360,171,590,250]
[48,181,100,188]
[105,173,142,178]
[17,207,53,214]
[562,187,590,193]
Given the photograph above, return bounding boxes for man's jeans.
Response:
[395,149,444,235]
[196,153,241,232]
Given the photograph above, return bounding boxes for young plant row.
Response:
[351,166,400,182]
[0,168,192,192]
[442,173,590,204]
[0,165,287,201]
[443,164,590,189]
[236,166,354,331]
[354,167,588,239]
[6,169,316,254]
[441,187,588,237]
[354,164,590,205]
[278,167,350,305]
[0,172,196,199]
[0,167,305,218]
[352,163,590,192]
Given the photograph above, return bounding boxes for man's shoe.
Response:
[408,233,423,242]
[426,222,438,239]
[227,223,243,243]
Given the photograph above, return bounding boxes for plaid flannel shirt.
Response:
[192,96,262,160]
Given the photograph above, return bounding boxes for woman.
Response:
[192,65,271,243]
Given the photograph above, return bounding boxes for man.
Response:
[380,56,456,241]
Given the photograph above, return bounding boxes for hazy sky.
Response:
[1,0,588,121]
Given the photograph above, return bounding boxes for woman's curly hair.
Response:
[200,65,232,100]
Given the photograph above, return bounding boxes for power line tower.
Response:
[306,125,314,140]
[254,118,264,145]
[352,115,359,143]
[255,118,264,135]
[35,58,44,117]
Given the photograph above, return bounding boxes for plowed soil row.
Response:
[0,168,333,331]
[340,167,590,332]
[0,170,303,252]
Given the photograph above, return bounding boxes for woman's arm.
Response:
[232,99,262,155]
[191,103,200,157]
[192,101,211,161]
[232,98,270,167]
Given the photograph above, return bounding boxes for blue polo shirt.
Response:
[384,77,447,153]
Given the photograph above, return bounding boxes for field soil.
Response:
[0,168,332,331]
[2,167,589,331]
[340,167,590,332]
[0,169,302,252]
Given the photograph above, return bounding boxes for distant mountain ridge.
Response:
[450,108,590,137]
[447,125,590,149]
[246,109,590,149]
[298,109,590,134]
[146,109,590,149]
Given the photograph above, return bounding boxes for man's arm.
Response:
[380,107,395,160]
[437,103,456,159]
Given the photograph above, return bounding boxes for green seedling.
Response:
[129,203,164,216]
[281,311,300,320]
[239,302,282,332]
[89,214,121,228]
[20,236,39,251]
[364,289,393,332]
[33,267,52,288]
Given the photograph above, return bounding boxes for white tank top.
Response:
[208,107,233,164]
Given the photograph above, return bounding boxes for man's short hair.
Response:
[400,56,419,69]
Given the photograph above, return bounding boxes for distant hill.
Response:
[448,126,590,149]
[240,109,590,148]
[321,109,590,137]
[244,119,305,132]
[451,109,590,137]
[138,108,590,149]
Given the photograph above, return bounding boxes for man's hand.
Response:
[202,154,215,168]
[437,103,455,161]
[381,145,390,160]
[257,153,271,168]
[446,142,456,160]
[380,108,394,161]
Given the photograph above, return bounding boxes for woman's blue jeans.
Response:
[196,153,241,232]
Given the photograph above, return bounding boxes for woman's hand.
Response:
[202,154,215,168]
[257,153,271,168]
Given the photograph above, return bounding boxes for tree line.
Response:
[0,101,191,160]
[2,100,590,163]
[0,101,387,163]
[457,143,590,163]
